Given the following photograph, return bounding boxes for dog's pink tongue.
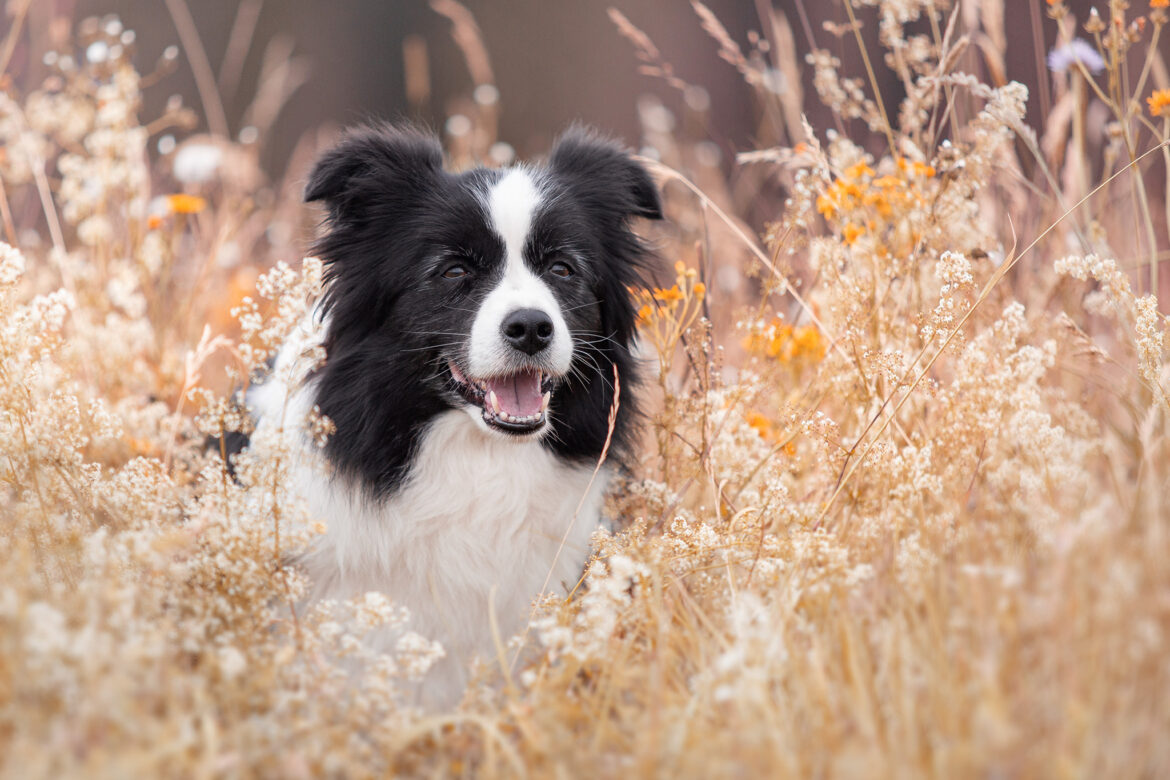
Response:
[486,370,543,416]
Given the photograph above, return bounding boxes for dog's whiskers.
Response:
[559,300,601,314]
[568,356,614,394]
[399,341,464,354]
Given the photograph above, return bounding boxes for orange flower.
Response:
[862,191,891,218]
[791,326,826,360]
[653,285,685,303]
[767,324,794,358]
[123,435,157,456]
[745,320,824,369]
[745,411,773,440]
[843,223,865,245]
[911,161,936,178]
[1152,0,1168,8]
[692,281,706,298]
[1148,89,1170,117]
[840,181,863,200]
[816,193,837,219]
[166,193,207,214]
[844,161,875,180]
[147,214,164,230]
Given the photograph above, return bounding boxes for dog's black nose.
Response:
[501,308,554,355]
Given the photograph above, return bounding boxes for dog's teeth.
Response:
[541,392,550,412]
[489,391,501,413]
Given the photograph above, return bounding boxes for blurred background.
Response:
[11,0,1102,175]
[1,0,1156,327]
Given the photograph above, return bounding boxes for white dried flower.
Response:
[217,646,248,680]
[0,242,26,285]
[173,142,223,184]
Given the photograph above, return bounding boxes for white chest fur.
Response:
[248,350,605,708]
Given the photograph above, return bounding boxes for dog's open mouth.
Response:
[448,362,554,434]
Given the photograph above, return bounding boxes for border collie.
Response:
[244,125,661,707]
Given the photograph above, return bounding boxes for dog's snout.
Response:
[501,308,554,355]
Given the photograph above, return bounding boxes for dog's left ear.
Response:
[548,127,663,221]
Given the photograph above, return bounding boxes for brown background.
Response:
[18,0,1102,173]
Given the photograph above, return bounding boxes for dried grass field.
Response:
[2,0,1170,776]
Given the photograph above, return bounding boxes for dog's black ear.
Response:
[548,127,662,221]
[305,124,443,217]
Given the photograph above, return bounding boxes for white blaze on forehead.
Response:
[466,168,573,386]
[488,168,542,258]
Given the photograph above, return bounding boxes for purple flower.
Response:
[1047,39,1106,74]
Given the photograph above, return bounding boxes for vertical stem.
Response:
[1029,0,1052,126]
[1071,71,1090,219]
[1160,123,1170,299]
[842,0,897,154]
[163,0,230,138]
[0,177,17,246]
[32,161,65,256]
[0,0,31,77]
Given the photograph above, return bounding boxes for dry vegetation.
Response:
[2,0,1170,776]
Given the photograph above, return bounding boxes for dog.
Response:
[243,124,661,707]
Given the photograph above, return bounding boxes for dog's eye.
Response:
[442,264,470,279]
[549,261,574,279]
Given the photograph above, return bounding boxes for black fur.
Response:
[301,123,660,498]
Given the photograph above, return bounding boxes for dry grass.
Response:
[2,0,1170,776]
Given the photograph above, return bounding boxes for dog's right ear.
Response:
[548,126,663,222]
[305,125,443,219]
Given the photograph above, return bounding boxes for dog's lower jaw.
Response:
[253,362,607,708]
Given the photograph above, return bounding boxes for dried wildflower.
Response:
[306,404,336,448]
[395,631,446,679]
[0,242,26,285]
[172,141,223,183]
[1085,7,1108,32]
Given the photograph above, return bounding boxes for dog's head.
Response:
[304,124,661,494]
